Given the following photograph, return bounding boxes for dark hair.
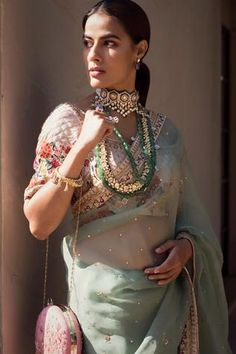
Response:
[82,0,151,106]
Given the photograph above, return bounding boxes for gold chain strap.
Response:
[43,237,49,307]
[68,185,83,302]
[42,173,83,308]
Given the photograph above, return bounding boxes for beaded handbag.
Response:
[35,184,83,354]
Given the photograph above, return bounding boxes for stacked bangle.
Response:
[51,167,83,191]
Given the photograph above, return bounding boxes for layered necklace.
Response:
[94,88,156,198]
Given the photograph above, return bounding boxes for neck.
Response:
[104,86,136,93]
[94,87,140,118]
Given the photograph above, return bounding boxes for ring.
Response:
[104,115,119,124]
[95,104,105,113]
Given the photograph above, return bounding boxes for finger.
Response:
[157,271,180,285]
[95,104,105,113]
[144,266,159,275]
[86,109,104,118]
[103,116,117,124]
[147,267,178,281]
[150,270,180,285]
[155,246,184,273]
[155,240,176,254]
[94,111,107,119]
[144,252,177,275]
[103,127,114,138]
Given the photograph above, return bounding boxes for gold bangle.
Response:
[51,167,83,191]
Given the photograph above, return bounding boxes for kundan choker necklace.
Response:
[95,88,140,118]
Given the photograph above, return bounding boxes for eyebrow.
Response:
[82,33,121,41]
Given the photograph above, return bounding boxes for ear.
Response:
[136,40,149,60]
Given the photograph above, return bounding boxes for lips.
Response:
[89,67,106,77]
[89,67,105,72]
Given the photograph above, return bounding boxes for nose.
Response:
[87,42,102,63]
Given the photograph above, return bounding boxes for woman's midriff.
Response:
[75,215,172,270]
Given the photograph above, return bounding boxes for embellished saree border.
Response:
[70,109,166,215]
[176,233,199,354]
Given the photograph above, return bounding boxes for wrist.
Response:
[51,167,83,191]
[180,238,193,260]
[58,144,88,179]
[73,140,92,155]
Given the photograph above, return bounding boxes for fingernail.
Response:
[144,269,150,274]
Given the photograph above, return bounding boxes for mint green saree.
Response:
[24,103,231,353]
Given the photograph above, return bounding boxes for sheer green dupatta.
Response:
[175,135,232,354]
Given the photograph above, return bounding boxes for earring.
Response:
[136,58,141,70]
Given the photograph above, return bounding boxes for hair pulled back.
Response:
[82,0,151,106]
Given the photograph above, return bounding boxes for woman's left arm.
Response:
[143,125,196,284]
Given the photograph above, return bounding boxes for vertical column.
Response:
[228,28,236,274]
[0,0,2,351]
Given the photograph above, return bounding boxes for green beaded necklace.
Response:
[95,109,157,198]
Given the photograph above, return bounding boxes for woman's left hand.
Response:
[144,239,193,285]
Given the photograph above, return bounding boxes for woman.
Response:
[24,0,231,353]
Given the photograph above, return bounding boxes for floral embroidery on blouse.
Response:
[24,141,72,200]
[34,141,72,176]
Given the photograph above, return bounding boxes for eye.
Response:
[104,40,117,48]
[83,39,93,48]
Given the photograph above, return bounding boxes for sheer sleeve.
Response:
[174,134,231,353]
[24,103,82,201]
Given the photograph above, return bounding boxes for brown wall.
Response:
[143,0,222,235]
[0,0,223,352]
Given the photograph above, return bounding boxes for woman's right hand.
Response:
[76,109,114,151]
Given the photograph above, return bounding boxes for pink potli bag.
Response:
[35,303,82,354]
[35,179,83,354]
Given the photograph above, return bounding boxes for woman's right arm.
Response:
[23,141,89,240]
[24,106,113,240]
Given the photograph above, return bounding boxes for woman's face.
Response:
[83,12,140,92]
